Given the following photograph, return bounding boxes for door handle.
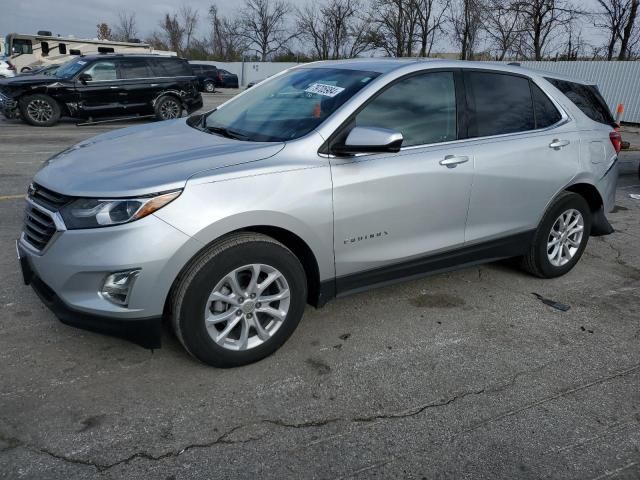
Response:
[549,139,570,150]
[440,155,469,168]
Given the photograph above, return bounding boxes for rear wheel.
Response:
[171,233,307,367]
[155,96,183,121]
[203,81,215,93]
[521,191,591,278]
[19,94,61,127]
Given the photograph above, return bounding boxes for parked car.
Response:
[18,60,620,367]
[189,63,219,93]
[0,56,16,78]
[0,54,202,126]
[216,68,239,88]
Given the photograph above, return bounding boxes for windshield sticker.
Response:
[305,83,345,98]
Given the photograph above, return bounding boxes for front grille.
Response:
[29,183,72,211]
[23,204,57,251]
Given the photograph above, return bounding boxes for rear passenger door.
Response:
[462,70,582,244]
[117,58,158,114]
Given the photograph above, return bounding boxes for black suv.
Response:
[190,63,219,93]
[0,55,203,126]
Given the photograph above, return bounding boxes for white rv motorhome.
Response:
[4,31,175,72]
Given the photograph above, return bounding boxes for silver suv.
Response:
[17,60,620,367]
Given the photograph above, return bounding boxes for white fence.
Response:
[193,60,640,123]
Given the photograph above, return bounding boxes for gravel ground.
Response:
[1,90,639,480]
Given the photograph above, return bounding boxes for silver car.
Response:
[17,59,620,367]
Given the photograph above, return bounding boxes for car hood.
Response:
[0,74,69,88]
[34,119,285,197]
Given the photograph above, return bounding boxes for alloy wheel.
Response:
[547,209,584,267]
[204,264,291,351]
[27,99,53,123]
[159,99,181,119]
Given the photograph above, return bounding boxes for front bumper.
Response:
[0,91,18,118]
[18,210,204,346]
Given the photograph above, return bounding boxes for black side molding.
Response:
[315,230,535,303]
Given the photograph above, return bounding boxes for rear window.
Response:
[467,72,535,137]
[119,59,153,79]
[546,78,614,126]
[531,83,562,128]
[150,58,192,77]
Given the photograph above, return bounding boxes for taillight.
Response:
[609,131,622,154]
[7,61,16,71]
[217,73,222,81]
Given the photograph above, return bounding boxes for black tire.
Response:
[154,95,183,121]
[203,81,216,93]
[171,233,307,367]
[19,94,61,127]
[521,191,591,278]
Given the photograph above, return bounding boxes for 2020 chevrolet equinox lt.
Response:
[17,59,620,367]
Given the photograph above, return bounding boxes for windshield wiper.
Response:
[205,126,250,141]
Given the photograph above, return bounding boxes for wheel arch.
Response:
[564,182,603,213]
[164,225,325,322]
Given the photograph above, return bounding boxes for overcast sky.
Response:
[1,0,606,54]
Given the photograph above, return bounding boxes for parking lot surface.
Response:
[1,91,639,479]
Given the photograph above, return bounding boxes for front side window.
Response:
[354,71,457,147]
[467,72,534,137]
[119,59,153,79]
[203,68,379,142]
[83,61,118,81]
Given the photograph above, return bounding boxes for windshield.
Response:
[55,58,89,78]
[204,68,379,142]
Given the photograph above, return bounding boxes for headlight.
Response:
[59,190,181,229]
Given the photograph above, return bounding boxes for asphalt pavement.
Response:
[0,91,639,479]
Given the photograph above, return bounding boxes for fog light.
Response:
[101,269,140,306]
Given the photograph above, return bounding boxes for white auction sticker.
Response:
[305,83,345,97]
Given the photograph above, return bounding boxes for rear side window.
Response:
[119,59,153,79]
[532,83,562,128]
[355,71,457,146]
[467,72,534,137]
[150,58,192,77]
[545,78,614,126]
[191,65,203,74]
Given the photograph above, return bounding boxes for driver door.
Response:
[75,60,126,118]
[329,71,475,291]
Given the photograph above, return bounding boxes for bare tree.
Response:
[515,0,577,60]
[114,11,138,41]
[160,13,186,54]
[371,0,421,57]
[450,0,484,59]
[297,0,375,59]
[146,31,170,51]
[416,0,449,57]
[482,0,523,60]
[618,0,639,59]
[239,0,297,60]
[96,23,113,41]
[180,6,199,51]
[209,5,247,60]
[594,0,631,59]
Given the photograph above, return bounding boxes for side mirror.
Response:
[78,73,92,84]
[332,126,403,155]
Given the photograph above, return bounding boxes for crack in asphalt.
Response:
[5,362,638,475]
[597,237,640,280]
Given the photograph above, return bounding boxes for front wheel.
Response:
[171,233,307,367]
[154,96,183,121]
[18,94,61,126]
[521,191,591,278]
